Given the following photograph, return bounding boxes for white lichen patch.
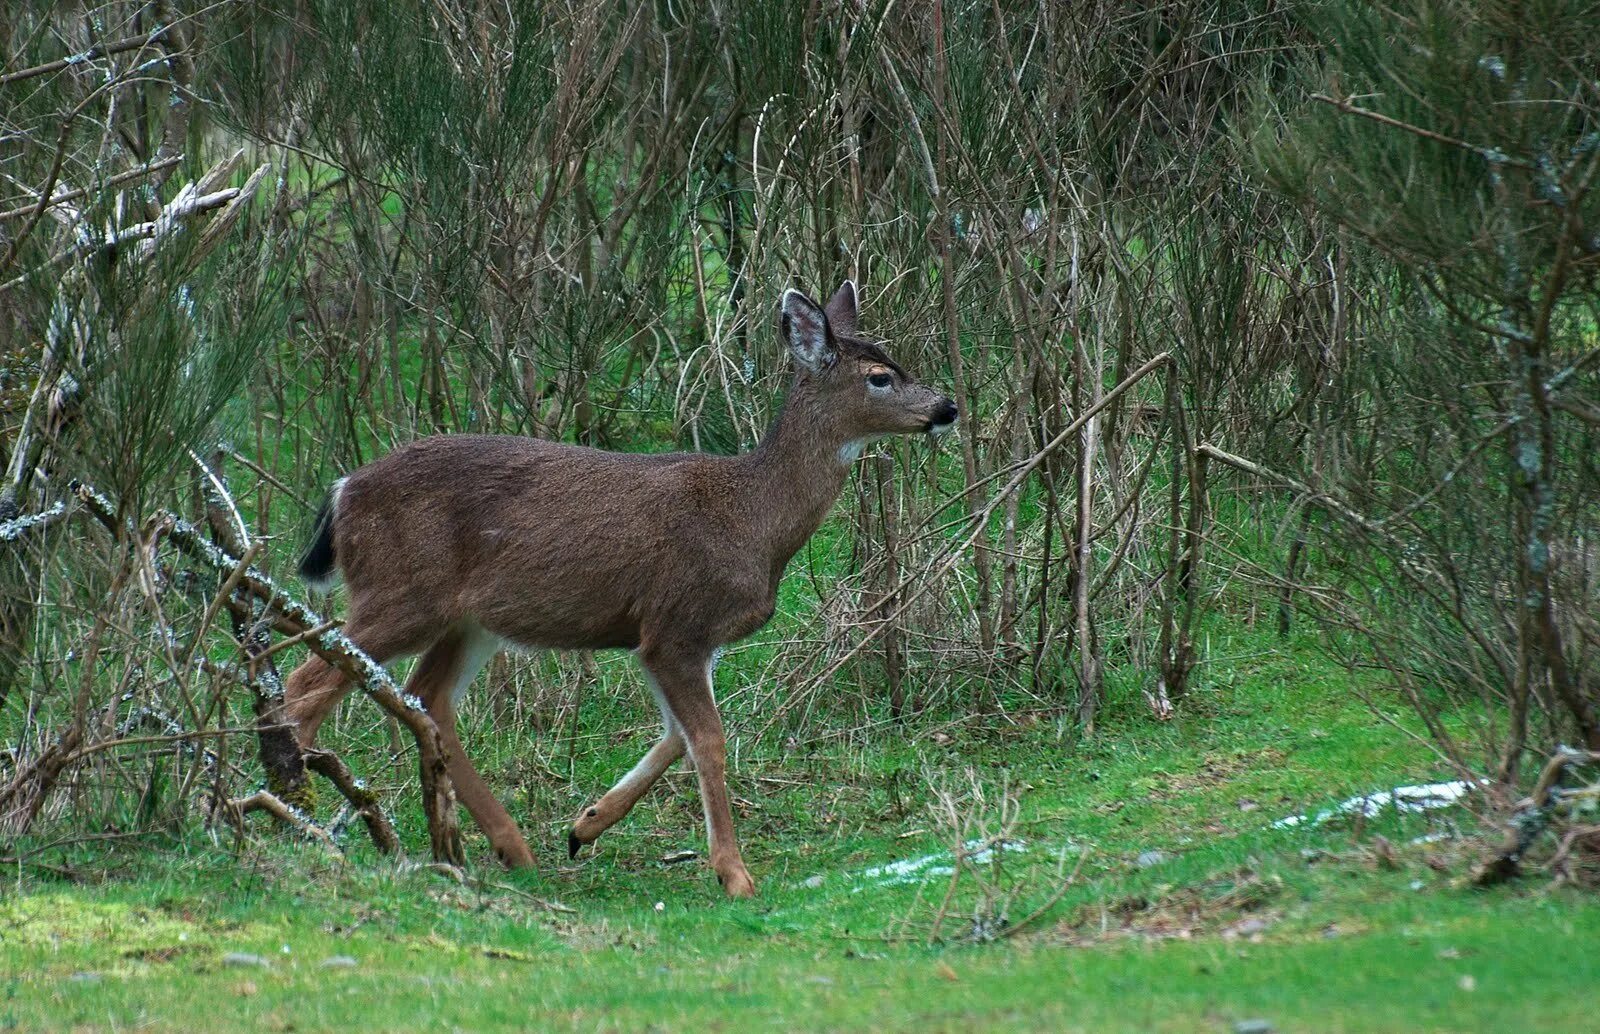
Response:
[0,501,66,541]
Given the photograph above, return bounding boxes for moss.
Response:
[267,773,318,815]
[0,896,186,951]
[0,894,275,957]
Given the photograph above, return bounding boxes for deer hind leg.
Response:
[282,612,437,749]
[639,644,754,899]
[568,671,685,857]
[409,622,534,869]
[283,655,350,750]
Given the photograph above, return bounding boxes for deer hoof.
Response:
[501,849,536,870]
[719,867,757,899]
[567,831,583,860]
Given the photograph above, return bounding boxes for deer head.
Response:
[779,281,958,462]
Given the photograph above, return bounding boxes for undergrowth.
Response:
[5,619,1594,1032]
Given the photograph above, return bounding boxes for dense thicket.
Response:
[2,1,1596,866]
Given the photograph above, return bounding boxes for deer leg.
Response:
[283,612,436,749]
[283,655,350,749]
[568,673,685,856]
[409,625,534,869]
[641,646,754,899]
[278,616,435,820]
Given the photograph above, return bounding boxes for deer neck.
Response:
[735,378,857,570]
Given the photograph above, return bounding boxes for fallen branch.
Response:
[303,748,400,855]
[252,619,342,667]
[69,479,464,867]
[0,155,269,294]
[0,156,185,222]
[0,28,171,87]
[226,789,339,853]
[1473,747,1600,886]
[0,501,67,540]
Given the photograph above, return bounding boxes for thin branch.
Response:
[226,789,339,852]
[0,29,170,86]
[1310,93,1537,170]
[0,156,184,222]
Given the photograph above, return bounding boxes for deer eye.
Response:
[867,372,893,390]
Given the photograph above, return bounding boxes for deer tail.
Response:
[298,477,345,589]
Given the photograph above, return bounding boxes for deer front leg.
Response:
[568,720,685,857]
[640,646,754,899]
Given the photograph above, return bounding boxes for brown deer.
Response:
[281,282,957,898]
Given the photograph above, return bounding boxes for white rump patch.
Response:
[448,622,503,705]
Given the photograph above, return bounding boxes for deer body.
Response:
[282,282,956,897]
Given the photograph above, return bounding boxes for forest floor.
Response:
[4,624,1596,1032]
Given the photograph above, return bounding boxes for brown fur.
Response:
[282,281,956,897]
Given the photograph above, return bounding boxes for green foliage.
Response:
[1252,0,1600,292]
[65,221,288,512]
[1243,0,1600,779]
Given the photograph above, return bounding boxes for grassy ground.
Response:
[4,625,1595,1032]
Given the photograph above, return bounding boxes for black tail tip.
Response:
[298,496,337,586]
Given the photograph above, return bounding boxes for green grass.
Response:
[5,875,1594,1032]
[4,623,1594,1032]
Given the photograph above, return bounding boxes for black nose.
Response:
[932,399,959,426]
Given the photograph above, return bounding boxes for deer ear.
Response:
[780,288,837,373]
[824,279,859,339]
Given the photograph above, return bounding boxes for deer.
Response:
[280,281,958,898]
